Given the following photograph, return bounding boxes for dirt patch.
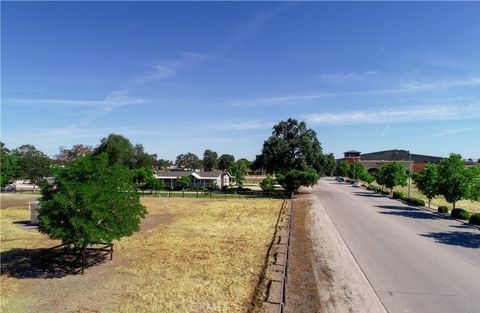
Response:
[1,211,174,313]
[0,194,39,209]
[286,198,323,313]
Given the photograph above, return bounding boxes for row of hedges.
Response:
[469,213,480,225]
[406,197,426,207]
[363,182,480,226]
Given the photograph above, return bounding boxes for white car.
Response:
[352,181,361,187]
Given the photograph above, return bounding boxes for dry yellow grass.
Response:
[1,196,282,313]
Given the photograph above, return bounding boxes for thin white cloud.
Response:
[215,120,275,131]
[134,51,210,84]
[316,70,378,82]
[4,90,146,111]
[229,76,480,107]
[417,126,480,139]
[304,104,480,125]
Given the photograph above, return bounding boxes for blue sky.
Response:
[2,1,480,160]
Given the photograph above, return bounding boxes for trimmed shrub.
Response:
[392,191,405,200]
[437,206,449,214]
[406,198,425,206]
[469,213,480,225]
[381,190,390,195]
[450,208,471,220]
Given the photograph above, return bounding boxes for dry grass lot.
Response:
[1,195,282,313]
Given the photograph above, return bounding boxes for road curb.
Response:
[357,184,480,231]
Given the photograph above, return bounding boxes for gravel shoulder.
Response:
[287,189,387,313]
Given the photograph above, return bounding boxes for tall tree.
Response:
[202,149,218,171]
[259,118,324,175]
[335,160,350,177]
[467,165,480,202]
[437,153,469,209]
[218,154,235,171]
[39,154,146,252]
[229,160,249,186]
[131,144,157,169]
[378,162,408,195]
[413,163,439,208]
[55,144,93,165]
[348,161,367,181]
[175,152,202,170]
[0,142,18,186]
[13,145,52,191]
[157,159,173,170]
[322,153,337,176]
[93,134,133,167]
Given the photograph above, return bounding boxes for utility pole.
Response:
[408,150,412,198]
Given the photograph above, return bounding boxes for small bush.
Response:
[406,198,425,206]
[381,190,390,195]
[437,206,449,214]
[392,191,405,199]
[469,213,480,225]
[451,208,471,220]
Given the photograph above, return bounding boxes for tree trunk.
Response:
[453,201,456,210]
[428,198,431,209]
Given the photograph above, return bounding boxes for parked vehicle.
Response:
[1,184,16,192]
[352,181,361,187]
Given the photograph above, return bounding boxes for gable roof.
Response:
[155,171,230,179]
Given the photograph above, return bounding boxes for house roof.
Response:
[344,150,361,154]
[156,171,191,179]
[155,171,230,179]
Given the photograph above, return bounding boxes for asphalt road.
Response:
[314,177,480,313]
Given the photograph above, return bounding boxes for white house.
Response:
[155,171,231,189]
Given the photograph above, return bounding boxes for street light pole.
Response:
[408,150,412,198]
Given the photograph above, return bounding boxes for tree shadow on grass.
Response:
[420,231,480,249]
[1,247,109,279]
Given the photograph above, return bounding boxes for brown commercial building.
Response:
[342,149,443,172]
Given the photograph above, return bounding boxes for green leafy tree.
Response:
[131,144,157,169]
[156,159,173,170]
[437,153,469,209]
[93,134,134,167]
[202,149,218,171]
[276,169,319,193]
[259,118,324,175]
[0,142,19,186]
[359,172,375,184]
[175,152,202,170]
[260,176,275,192]
[218,154,235,171]
[335,160,350,177]
[413,163,440,208]
[378,162,408,195]
[133,167,155,191]
[38,154,146,251]
[176,176,191,190]
[258,118,323,192]
[467,165,480,202]
[13,145,52,191]
[322,153,337,176]
[348,161,366,181]
[229,160,248,186]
